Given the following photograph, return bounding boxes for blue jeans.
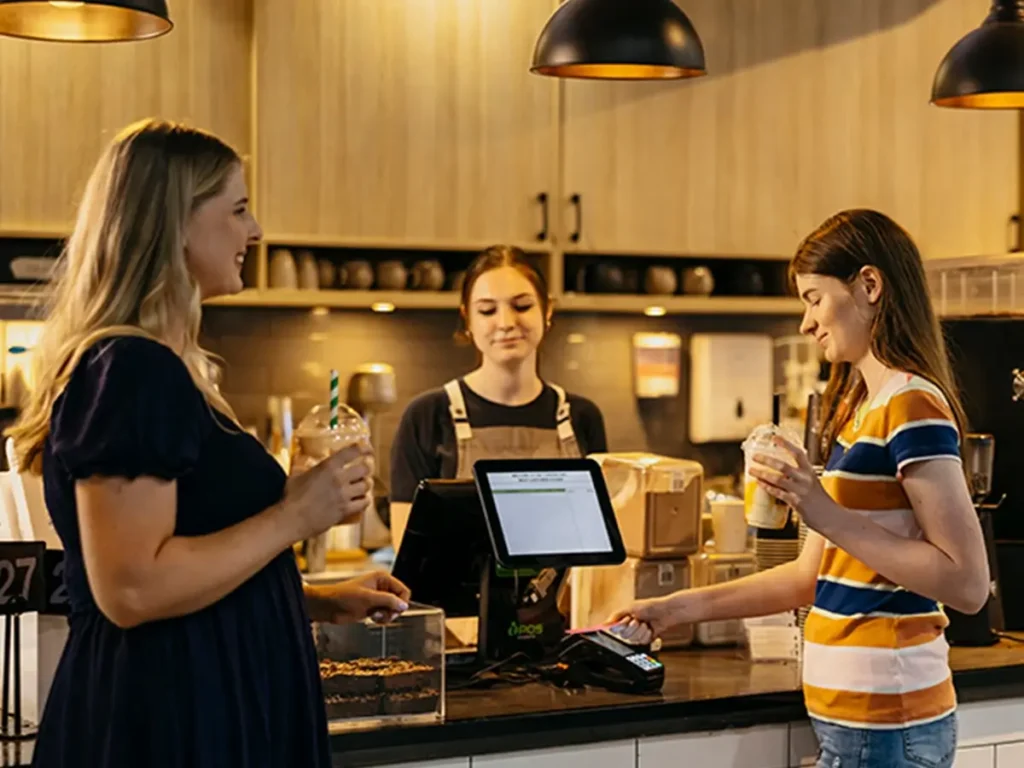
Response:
[811,713,958,768]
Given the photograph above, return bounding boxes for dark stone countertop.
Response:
[328,634,1024,767]
[1,636,1021,768]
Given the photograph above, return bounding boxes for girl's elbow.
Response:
[946,572,991,616]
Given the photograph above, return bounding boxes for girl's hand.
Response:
[606,591,702,645]
[748,435,836,531]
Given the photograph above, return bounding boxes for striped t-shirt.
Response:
[802,373,960,729]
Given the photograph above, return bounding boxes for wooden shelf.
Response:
[555,293,803,316]
[561,246,792,262]
[263,234,552,254]
[205,288,460,311]
[206,289,803,315]
[0,230,67,241]
[0,284,47,308]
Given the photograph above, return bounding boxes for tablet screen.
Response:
[487,469,614,556]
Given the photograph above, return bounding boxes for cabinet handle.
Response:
[569,193,582,243]
[1009,214,1021,253]
[536,192,549,242]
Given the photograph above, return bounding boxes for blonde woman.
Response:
[11,120,410,768]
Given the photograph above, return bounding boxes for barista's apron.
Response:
[442,379,581,649]
[442,379,581,476]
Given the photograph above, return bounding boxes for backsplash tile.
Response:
[201,307,799,485]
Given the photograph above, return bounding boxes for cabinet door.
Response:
[639,725,789,768]
[257,0,557,247]
[996,742,1024,767]
[474,740,635,768]
[0,0,251,233]
[561,0,1017,259]
[955,746,995,768]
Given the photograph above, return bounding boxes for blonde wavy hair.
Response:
[8,118,239,474]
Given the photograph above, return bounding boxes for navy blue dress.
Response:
[32,336,329,768]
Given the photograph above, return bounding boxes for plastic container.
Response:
[709,497,747,553]
[590,452,704,558]
[314,602,445,733]
[691,551,756,646]
[740,424,800,529]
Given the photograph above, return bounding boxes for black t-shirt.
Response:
[389,379,608,503]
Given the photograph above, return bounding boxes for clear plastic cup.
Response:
[740,424,800,530]
[290,403,370,473]
[290,403,372,572]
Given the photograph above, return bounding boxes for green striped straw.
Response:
[329,369,339,430]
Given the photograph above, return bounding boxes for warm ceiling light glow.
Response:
[311,306,329,317]
[644,305,667,317]
[931,0,1024,109]
[0,0,172,42]
[371,302,396,314]
[531,0,706,81]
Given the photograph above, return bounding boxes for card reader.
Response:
[556,628,665,695]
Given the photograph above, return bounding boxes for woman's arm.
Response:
[78,442,373,629]
[78,476,300,628]
[612,531,824,642]
[809,459,989,615]
[752,443,990,615]
[669,530,823,623]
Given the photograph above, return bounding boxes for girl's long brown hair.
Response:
[789,209,967,458]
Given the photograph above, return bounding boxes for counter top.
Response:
[0,636,1020,768]
[329,634,1024,767]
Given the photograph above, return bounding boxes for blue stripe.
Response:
[890,423,960,467]
[825,443,845,471]
[814,580,938,617]
[828,440,896,477]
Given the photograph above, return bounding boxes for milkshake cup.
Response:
[290,395,372,573]
[741,424,800,530]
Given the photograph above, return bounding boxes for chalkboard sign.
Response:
[0,542,45,615]
[41,549,68,617]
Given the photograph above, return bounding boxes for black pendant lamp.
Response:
[531,0,706,80]
[932,0,1024,108]
[0,0,171,42]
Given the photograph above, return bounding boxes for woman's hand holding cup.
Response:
[282,440,374,541]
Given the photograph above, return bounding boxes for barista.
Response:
[389,245,608,550]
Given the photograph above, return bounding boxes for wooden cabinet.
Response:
[0,0,251,233]
[474,741,635,768]
[955,746,995,768]
[560,0,1018,259]
[639,725,790,768]
[996,742,1024,767]
[255,0,557,248]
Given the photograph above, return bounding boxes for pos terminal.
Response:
[392,458,666,695]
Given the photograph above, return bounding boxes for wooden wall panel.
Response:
[0,0,251,232]
[255,0,558,247]
[561,0,1019,259]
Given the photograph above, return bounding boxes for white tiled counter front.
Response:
[378,699,1024,768]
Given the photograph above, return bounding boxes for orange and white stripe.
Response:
[803,373,959,728]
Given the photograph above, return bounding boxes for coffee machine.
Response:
[944,433,1004,647]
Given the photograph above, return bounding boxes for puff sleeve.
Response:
[49,336,211,481]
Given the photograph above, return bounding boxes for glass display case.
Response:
[313,602,445,733]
